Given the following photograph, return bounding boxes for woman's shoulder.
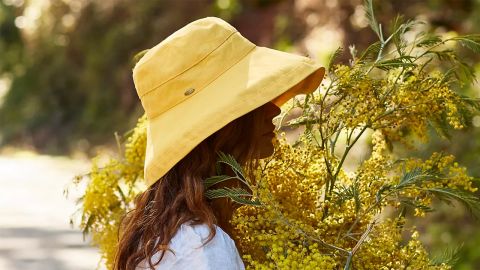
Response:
[171,221,235,250]
[164,222,245,269]
[180,221,230,239]
[136,222,244,269]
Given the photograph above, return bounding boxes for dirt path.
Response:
[0,151,105,270]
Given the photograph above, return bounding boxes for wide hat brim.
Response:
[144,45,325,187]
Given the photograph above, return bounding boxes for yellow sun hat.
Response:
[132,16,325,188]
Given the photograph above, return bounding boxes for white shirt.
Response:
[136,222,245,270]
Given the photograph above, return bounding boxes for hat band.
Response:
[140,32,256,120]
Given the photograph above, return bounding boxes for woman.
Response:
[114,16,324,270]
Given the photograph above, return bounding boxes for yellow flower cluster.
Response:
[354,220,449,270]
[80,156,124,270]
[392,152,478,217]
[66,8,480,269]
[71,109,478,269]
[70,51,479,270]
[231,128,476,269]
[123,114,147,185]
[72,115,148,269]
[327,65,470,145]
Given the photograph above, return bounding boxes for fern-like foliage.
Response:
[203,151,262,206]
[328,47,344,71]
[452,34,480,54]
[204,175,238,189]
[205,187,262,206]
[426,187,480,216]
[364,0,382,41]
[432,244,463,266]
[376,165,480,217]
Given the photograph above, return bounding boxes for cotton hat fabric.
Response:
[132,16,325,188]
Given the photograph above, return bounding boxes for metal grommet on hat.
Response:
[184,88,195,96]
[132,16,325,187]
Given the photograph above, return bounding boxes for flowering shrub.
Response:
[67,2,480,269]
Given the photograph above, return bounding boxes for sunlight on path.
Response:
[0,151,105,270]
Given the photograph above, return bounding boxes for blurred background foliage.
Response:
[1,0,480,268]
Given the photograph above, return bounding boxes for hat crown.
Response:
[132,17,256,119]
[131,17,325,187]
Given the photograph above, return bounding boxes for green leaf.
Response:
[394,165,444,190]
[452,34,480,54]
[416,34,443,48]
[216,151,246,179]
[358,41,382,62]
[375,56,417,70]
[230,195,262,206]
[334,181,361,213]
[398,198,434,213]
[432,244,463,266]
[205,187,262,206]
[434,49,456,62]
[390,15,405,48]
[426,187,480,216]
[328,47,343,71]
[439,67,457,85]
[396,167,425,188]
[82,214,95,241]
[457,60,476,84]
[205,187,250,199]
[204,175,237,189]
[375,184,392,204]
[364,0,382,40]
[428,116,452,141]
[459,95,480,111]
[389,15,418,54]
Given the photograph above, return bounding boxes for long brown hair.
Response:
[113,105,269,270]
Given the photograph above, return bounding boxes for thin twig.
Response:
[343,220,377,270]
